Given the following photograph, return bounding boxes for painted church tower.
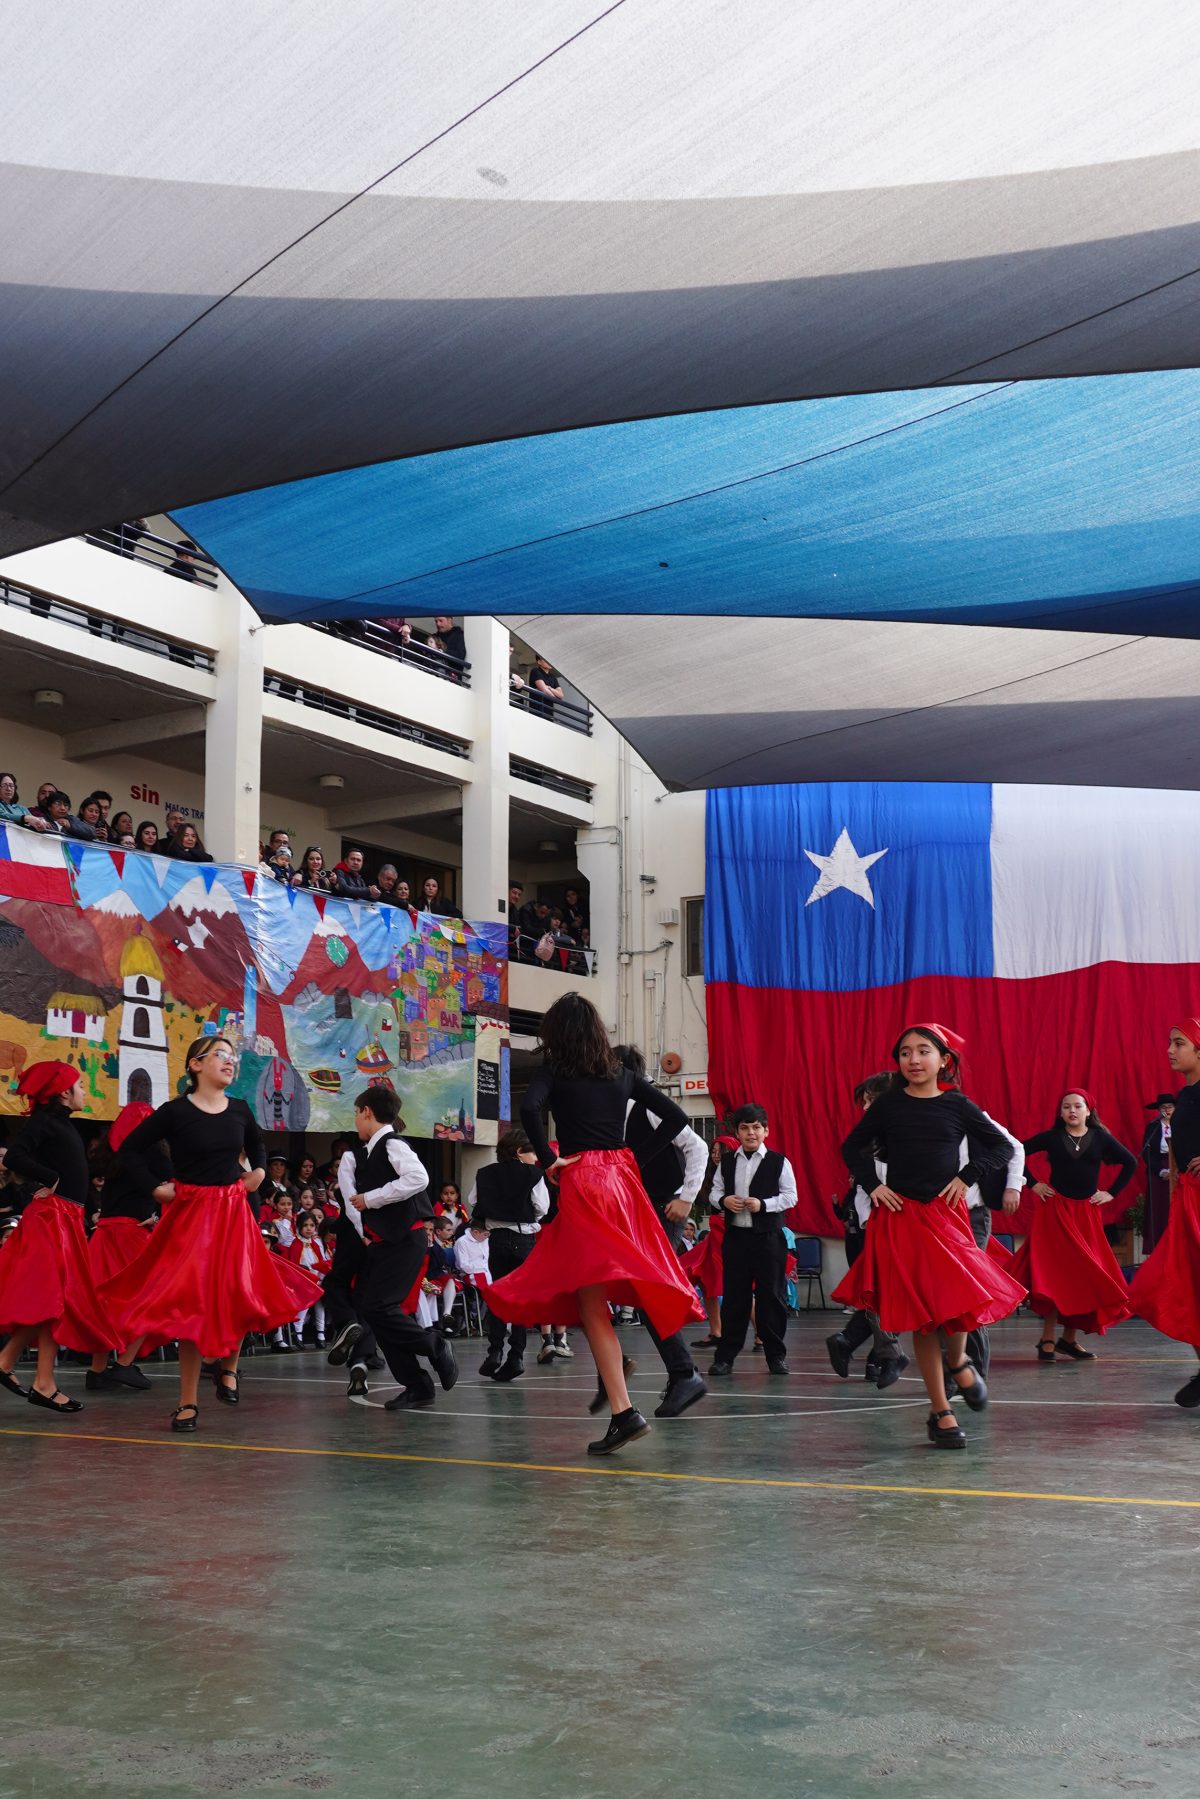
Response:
[117,934,170,1107]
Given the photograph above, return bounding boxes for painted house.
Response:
[45,990,106,1044]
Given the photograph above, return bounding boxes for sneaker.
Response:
[385,1384,435,1411]
[825,1332,852,1379]
[346,1366,369,1398]
[536,1340,556,1365]
[430,1333,459,1392]
[1175,1373,1200,1409]
[654,1371,708,1418]
[551,1338,573,1360]
[491,1354,524,1384]
[326,1322,364,1367]
[107,1361,152,1391]
[587,1407,651,1456]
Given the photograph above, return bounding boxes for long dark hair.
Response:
[183,1034,232,1091]
[538,993,618,1080]
[889,1025,961,1091]
[1054,1089,1104,1133]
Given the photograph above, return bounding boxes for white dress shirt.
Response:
[464,1175,550,1234]
[337,1130,429,1240]
[709,1144,798,1228]
[454,1232,492,1279]
[623,1100,709,1205]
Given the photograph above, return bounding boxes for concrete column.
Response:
[204,586,264,864]
[460,617,510,927]
[576,827,621,1035]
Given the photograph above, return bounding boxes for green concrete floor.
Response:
[2,1316,1200,1799]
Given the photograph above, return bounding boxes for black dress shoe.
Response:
[27,1388,83,1414]
[876,1352,909,1391]
[171,1404,199,1432]
[691,1335,719,1349]
[346,1367,369,1397]
[268,1340,292,1354]
[491,1354,524,1384]
[767,1359,790,1376]
[86,1369,115,1391]
[0,1368,27,1397]
[478,1353,503,1378]
[326,1322,364,1367]
[108,1361,152,1391]
[825,1333,852,1378]
[926,1408,966,1448]
[1055,1337,1097,1361]
[430,1333,459,1391]
[385,1385,435,1411]
[708,1360,733,1377]
[1174,1373,1200,1408]
[587,1407,651,1456]
[654,1371,708,1418]
[948,1361,987,1411]
[213,1370,241,1405]
[863,1360,879,1384]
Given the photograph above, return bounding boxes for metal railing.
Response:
[511,931,597,976]
[263,674,471,759]
[306,619,472,687]
[509,684,593,735]
[83,524,220,589]
[509,757,594,803]
[0,575,215,671]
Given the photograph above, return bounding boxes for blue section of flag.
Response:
[705,783,994,993]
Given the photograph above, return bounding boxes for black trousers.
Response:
[642,1200,696,1380]
[961,1205,992,1379]
[359,1230,443,1396]
[486,1230,535,1358]
[718,1227,788,1364]
[323,1218,379,1364]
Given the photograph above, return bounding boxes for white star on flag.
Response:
[804,827,888,908]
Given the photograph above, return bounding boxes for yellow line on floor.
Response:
[2,1426,1199,1511]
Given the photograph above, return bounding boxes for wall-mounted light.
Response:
[34,688,64,708]
[318,773,345,790]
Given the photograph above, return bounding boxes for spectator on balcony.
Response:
[293,845,333,892]
[530,656,565,720]
[259,829,295,885]
[110,810,134,842]
[375,865,417,921]
[509,645,526,693]
[508,882,528,960]
[166,538,201,582]
[563,886,589,936]
[420,874,453,916]
[77,796,107,840]
[162,822,213,863]
[394,877,415,910]
[133,821,159,854]
[34,782,57,811]
[90,791,113,832]
[31,790,96,841]
[164,808,186,843]
[117,832,136,850]
[377,617,412,647]
[0,773,49,832]
[331,848,379,901]
[432,616,466,671]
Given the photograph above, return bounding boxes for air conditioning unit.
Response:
[655,906,680,926]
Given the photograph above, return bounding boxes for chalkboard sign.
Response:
[476,1058,500,1121]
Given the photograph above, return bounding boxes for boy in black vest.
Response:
[708,1103,796,1377]
[336,1085,457,1411]
[469,1128,551,1381]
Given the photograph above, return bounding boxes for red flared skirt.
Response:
[682,1212,725,1298]
[0,1195,122,1353]
[831,1194,1027,1335]
[100,1181,322,1359]
[1130,1172,1200,1346]
[1008,1191,1131,1333]
[486,1149,705,1337]
[89,1217,169,1355]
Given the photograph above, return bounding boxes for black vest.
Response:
[625,1102,686,1203]
[472,1160,544,1226]
[719,1148,787,1232]
[352,1131,431,1243]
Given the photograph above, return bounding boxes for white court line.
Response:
[349,1396,931,1420]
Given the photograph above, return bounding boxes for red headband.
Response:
[15,1061,80,1110]
[1061,1088,1097,1116]
[715,1134,740,1150]
[110,1101,154,1154]
[1173,1017,1200,1050]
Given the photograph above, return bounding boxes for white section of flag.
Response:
[991,784,1200,978]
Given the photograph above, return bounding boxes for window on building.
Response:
[131,1007,150,1038]
[683,897,704,978]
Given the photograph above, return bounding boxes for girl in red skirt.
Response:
[100,1035,321,1432]
[1014,1090,1136,1361]
[834,1023,1026,1449]
[0,1062,121,1414]
[486,993,702,1456]
[1130,1018,1200,1408]
[84,1101,169,1393]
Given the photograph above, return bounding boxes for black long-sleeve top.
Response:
[119,1096,264,1189]
[5,1105,90,1206]
[1022,1126,1137,1200]
[1170,1083,1200,1175]
[842,1087,1012,1203]
[520,1066,688,1171]
[98,1143,172,1222]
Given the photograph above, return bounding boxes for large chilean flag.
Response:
[705,782,1199,1236]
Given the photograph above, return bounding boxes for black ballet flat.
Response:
[948,1360,988,1411]
[1055,1338,1096,1361]
[926,1408,966,1448]
[27,1388,83,1414]
[1036,1339,1058,1363]
[0,1368,28,1397]
[171,1404,199,1432]
[213,1369,241,1405]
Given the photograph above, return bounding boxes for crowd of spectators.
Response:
[256,829,456,918]
[0,776,212,857]
[508,879,592,971]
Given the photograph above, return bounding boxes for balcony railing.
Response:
[306,619,472,687]
[263,673,471,759]
[509,685,593,735]
[509,758,594,804]
[83,524,220,589]
[0,575,215,671]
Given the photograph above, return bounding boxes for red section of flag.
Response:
[706,964,1189,1236]
[0,827,73,906]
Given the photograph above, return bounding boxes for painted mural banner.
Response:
[0,825,508,1142]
